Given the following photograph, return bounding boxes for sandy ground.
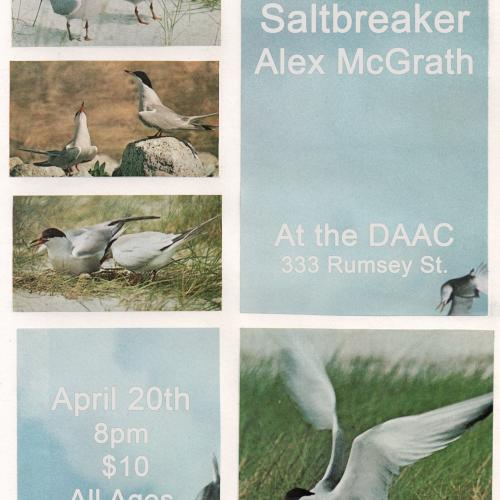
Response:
[12,0,221,46]
[13,290,126,311]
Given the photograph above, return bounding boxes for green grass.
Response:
[13,195,221,311]
[240,358,492,499]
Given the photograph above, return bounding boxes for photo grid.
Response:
[2,0,498,499]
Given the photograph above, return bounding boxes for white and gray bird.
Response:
[280,342,493,500]
[437,263,488,315]
[195,455,220,500]
[29,216,160,275]
[35,0,101,41]
[111,215,220,275]
[18,102,98,175]
[123,0,161,24]
[124,70,218,146]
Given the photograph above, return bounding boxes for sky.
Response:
[18,329,220,499]
[241,0,488,315]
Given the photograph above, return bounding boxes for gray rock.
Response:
[10,157,65,177]
[198,152,219,177]
[114,137,215,177]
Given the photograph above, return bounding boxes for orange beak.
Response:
[78,101,85,114]
[29,237,46,248]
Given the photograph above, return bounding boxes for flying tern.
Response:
[30,216,160,275]
[195,455,220,500]
[38,0,101,41]
[123,0,161,24]
[437,263,488,315]
[280,342,493,500]
[18,102,98,175]
[124,70,218,150]
[111,215,220,276]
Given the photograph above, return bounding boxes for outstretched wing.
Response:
[472,262,488,294]
[333,393,493,500]
[280,337,344,492]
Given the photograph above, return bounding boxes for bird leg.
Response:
[148,129,164,139]
[135,6,149,24]
[66,20,79,41]
[84,20,91,41]
[150,270,158,281]
[150,2,162,20]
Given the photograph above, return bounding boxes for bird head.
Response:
[124,69,153,89]
[436,283,453,312]
[30,228,66,248]
[284,488,314,499]
[75,101,86,117]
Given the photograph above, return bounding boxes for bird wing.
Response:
[280,337,344,491]
[49,0,82,16]
[472,262,488,294]
[140,103,189,130]
[448,295,474,315]
[69,228,111,258]
[333,393,493,500]
[112,232,178,269]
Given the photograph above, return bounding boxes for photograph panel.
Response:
[10,61,219,178]
[18,328,220,499]
[240,329,493,499]
[13,195,222,311]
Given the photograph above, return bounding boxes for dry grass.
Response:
[10,61,219,163]
[13,195,222,311]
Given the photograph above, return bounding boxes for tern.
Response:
[30,216,160,276]
[437,263,488,315]
[111,215,220,276]
[18,102,98,176]
[36,0,101,41]
[280,342,493,500]
[123,0,161,24]
[195,455,220,500]
[124,70,218,151]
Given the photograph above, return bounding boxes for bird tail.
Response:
[107,216,161,237]
[108,215,161,227]
[18,146,49,156]
[189,112,218,121]
[198,123,218,131]
[161,214,220,251]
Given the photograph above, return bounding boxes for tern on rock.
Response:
[123,0,161,24]
[18,102,98,176]
[195,455,220,500]
[280,342,493,500]
[437,263,488,315]
[111,215,220,276]
[125,70,218,151]
[30,216,160,276]
[38,0,101,41]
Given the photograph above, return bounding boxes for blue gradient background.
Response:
[241,0,488,315]
[18,329,220,499]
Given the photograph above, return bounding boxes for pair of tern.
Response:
[40,0,161,42]
[18,70,217,173]
[196,455,220,500]
[279,341,492,500]
[437,263,488,315]
[30,214,219,276]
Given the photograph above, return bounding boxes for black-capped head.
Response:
[30,228,66,247]
[125,70,153,89]
[74,101,85,117]
[284,488,314,500]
